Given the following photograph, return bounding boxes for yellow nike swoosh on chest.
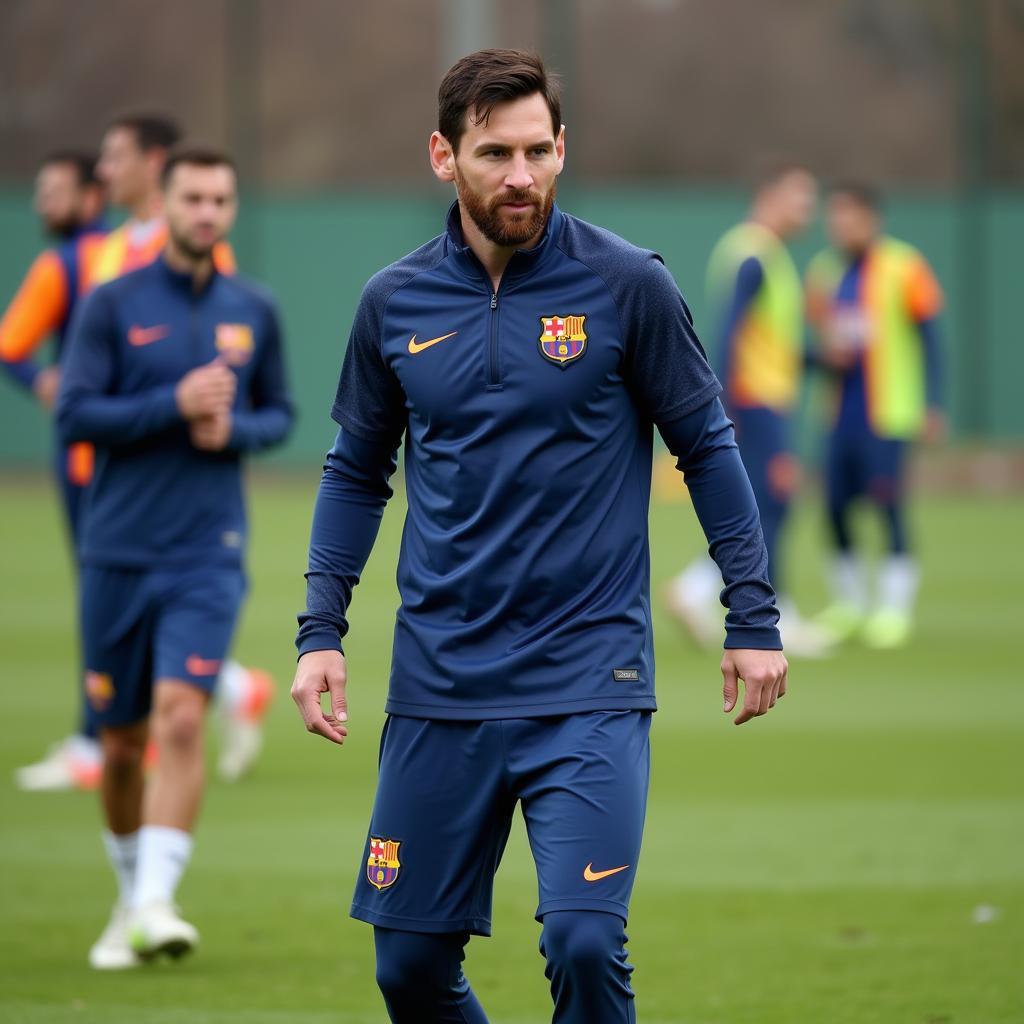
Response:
[408,331,458,354]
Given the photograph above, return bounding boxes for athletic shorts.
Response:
[80,564,246,729]
[826,428,907,507]
[732,406,792,509]
[351,710,652,936]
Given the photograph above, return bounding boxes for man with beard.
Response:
[58,147,293,969]
[291,49,787,1023]
[91,113,274,785]
[2,150,109,791]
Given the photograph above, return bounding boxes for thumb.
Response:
[722,658,739,713]
[328,672,348,723]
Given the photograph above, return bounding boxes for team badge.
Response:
[366,837,402,891]
[85,671,114,712]
[215,323,254,366]
[539,315,587,367]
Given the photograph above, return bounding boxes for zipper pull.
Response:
[490,292,497,309]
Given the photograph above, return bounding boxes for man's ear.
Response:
[429,132,457,183]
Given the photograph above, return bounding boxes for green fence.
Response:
[1,186,1021,466]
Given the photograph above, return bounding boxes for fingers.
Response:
[290,653,349,746]
[733,680,765,725]
[294,686,348,745]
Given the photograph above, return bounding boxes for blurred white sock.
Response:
[877,555,920,614]
[133,826,193,908]
[672,556,720,605]
[102,830,139,906]
[832,553,869,610]
[214,659,248,716]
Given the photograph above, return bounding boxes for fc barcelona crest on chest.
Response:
[215,323,254,366]
[539,314,587,367]
[367,836,402,891]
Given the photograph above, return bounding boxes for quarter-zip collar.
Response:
[157,252,220,299]
[443,199,563,287]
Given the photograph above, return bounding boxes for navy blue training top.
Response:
[57,255,293,569]
[298,202,780,720]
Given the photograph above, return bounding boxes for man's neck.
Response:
[163,241,214,291]
[129,190,163,224]
[749,209,786,241]
[459,208,544,294]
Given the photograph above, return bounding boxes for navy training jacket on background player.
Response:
[298,202,780,719]
[57,256,293,570]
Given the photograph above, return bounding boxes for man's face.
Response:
[827,194,879,253]
[442,92,564,248]
[98,127,156,208]
[771,170,818,237]
[34,162,87,236]
[163,163,237,259]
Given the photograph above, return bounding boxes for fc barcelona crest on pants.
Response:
[367,837,402,891]
[539,315,587,367]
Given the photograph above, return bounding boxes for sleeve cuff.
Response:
[296,630,344,659]
[724,625,783,651]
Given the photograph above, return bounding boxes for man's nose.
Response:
[505,155,534,191]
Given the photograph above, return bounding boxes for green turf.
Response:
[0,472,1021,1023]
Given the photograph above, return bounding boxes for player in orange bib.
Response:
[3,151,109,791]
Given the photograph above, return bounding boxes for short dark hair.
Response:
[42,149,100,187]
[438,49,561,153]
[107,113,181,154]
[751,156,814,193]
[830,182,883,213]
[161,146,237,188]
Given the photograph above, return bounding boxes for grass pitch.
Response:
[0,471,1021,1023]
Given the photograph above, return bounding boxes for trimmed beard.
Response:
[455,172,555,248]
[168,228,218,263]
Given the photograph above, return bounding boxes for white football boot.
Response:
[89,904,140,970]
[15,734,102,791]
[130,900,199,961]
[216,663,274,782]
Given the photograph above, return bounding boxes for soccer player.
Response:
[806,184,944,648]
[92,113,235,284]
[291,50,787,1023]
[57,147,293,969]
[664,162,832,657]
[2,150,109,791]
[94,112,274,779]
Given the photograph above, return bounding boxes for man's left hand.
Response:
[721,648,788,725]
[190,410,232,451]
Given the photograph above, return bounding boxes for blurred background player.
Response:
[806,184,945,648]
[665,163,832,657]
[92,113,235,284]
[97,114,273,779]
[2,151,109,790]
[57,147,293,968]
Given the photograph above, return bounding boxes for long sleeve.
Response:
[227,303,294,452]
[2,357,43,391]
[659,397,781,650]
[918,315,943,410]
[295,428,399,655]
[715,255,763,394]
[56,287,181,446]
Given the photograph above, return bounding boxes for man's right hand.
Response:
[33,366,61,411]
[175,358,237,421]
[291,650,349,745]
